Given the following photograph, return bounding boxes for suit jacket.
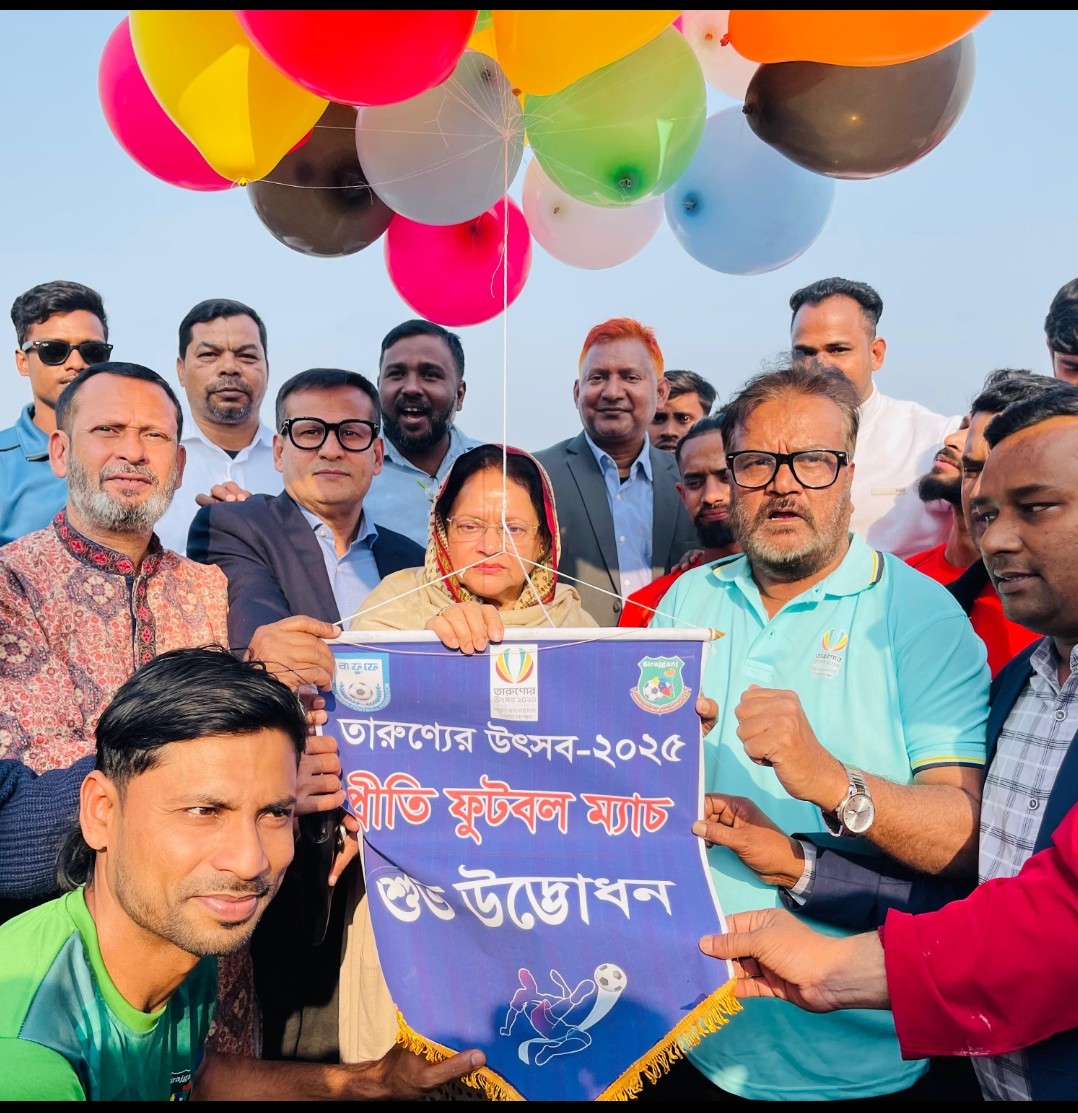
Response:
[186,491,424,653]
[534,432,697,626]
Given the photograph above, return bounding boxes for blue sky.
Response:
[1,10,1073,447]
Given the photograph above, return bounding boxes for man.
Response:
[187,368,424,1064]
[1,280,111,546]
[361,319,482,548]
[648,368,717,454]
[534,317,697,626]
[790,276,963,557]
[155,299,283,553]
[648,361,990,1100]
[619,412,739,626]
[699,382,1078,1100]
[1044,277,1078,384]
[0,646,484,1100]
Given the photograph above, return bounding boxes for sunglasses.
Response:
[21,339,114,366]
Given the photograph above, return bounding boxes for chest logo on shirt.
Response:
[631,655,691,713]
[169,1069,192,1101]
[812,629,848,679]
[333,652,391,711]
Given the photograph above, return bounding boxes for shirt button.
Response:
[1055,709,1067,721]
[619,535,626,542]
[1028,798,1039,811]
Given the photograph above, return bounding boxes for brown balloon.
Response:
[248,102,394,256]
[742,35,976,180]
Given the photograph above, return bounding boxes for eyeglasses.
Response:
[21,339,113,366]
[446,516,540,543]
[726,449,850,490]
[279,417,378,453]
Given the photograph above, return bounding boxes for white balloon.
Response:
[355,51,524,226]
[679,11,759,102]
[521,158,663,270]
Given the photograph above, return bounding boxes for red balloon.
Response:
[385,199,532,327]
[97,17,232,192]
[235,10,478,106]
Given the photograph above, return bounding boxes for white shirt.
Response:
[155,421,282,555]
[362,426,483,548]
[851,386,961,558]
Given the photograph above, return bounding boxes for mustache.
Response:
[99,462,159,486]
[207,378,252,396]
[192,876,273,899]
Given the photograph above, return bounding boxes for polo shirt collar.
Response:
[16,404,50,460]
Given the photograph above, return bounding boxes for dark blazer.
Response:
[187,491,424,652]
[534,432,697,626]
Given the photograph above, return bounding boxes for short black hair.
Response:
[379,319,465,379]
[675,412,725,468]
[11,280,108,345]
[1044,279,1078,356]
[970,368,1059,416]
[57,645,307,889]
[178,298,268,359]
[664,369,717,412]
[789,277,883,332]
[984,382,1078,449]
[55,362,184,440]
[274,368,381,430]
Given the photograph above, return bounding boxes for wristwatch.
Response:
[822,765,875,837]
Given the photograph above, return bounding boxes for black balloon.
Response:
[248,102,394,257]
[742,35,976,180]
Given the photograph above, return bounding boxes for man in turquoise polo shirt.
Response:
[649,360,990,1101]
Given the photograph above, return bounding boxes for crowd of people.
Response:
[1,273,1077,1101]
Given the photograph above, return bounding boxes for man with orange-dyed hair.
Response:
[534,317,697,625]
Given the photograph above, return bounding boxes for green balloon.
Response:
[524,27,706,208]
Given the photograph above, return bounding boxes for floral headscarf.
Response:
[423,444,561,610]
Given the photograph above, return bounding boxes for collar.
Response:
[711,532,882,602]
[15,403,51,461]
[858,384,885,423]
[583,431,653,481]
[381,425,474,473]
[297,503,378,549]
[181,420,276,457]
[51,510,164,577]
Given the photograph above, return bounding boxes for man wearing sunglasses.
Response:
[646,359,990,1103]
[1,280,111,546]
[187,367,423,1065]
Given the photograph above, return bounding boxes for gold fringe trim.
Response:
[391,978,742,1102]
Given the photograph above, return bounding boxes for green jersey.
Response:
[0,887,217,1100]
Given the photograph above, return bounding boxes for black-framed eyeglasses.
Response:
[726,449,849,490]
[279,417,378,453]
[21,339,113,366]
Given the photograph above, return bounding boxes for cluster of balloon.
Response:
[97,10,993,325]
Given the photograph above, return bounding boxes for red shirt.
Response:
[618,568,688,628]
[905,542,966,586]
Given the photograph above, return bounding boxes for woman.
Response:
[336,445,596,1074]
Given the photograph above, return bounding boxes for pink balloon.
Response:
[97,17,232,191]
[385,199,532,327]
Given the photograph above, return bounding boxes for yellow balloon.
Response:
[129,10,327,184]
[493,10,679,95]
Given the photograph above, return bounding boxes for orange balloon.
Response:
[727,10,992,67]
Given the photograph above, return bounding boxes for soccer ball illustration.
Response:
[593,963,627,994]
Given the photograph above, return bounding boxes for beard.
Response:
[204,378,254,424]
[383,401,455,452]
[67,457,178,535]
[917,470,961,506]
[695,514,736,549]
[731,492,850,583]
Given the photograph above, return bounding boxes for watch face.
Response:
[841,793,875,835]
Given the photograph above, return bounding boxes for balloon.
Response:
[97,17,231,192]
[355,51,525,226]
[678,11,759,102]
[385,199,532,327]
[728,10,991,66]
[743,36,977,180]
[247,103,394,258]
[521,159,663,270]
[235,10,477,106]
[525,28,706,208]
[664,106,835,276]
[128,10,327,183]
[493,10,678,95]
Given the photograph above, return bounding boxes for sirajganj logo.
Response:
[333,652,391,711]
[813,628,849,678]
[630,655,691,714]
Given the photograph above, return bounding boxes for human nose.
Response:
[703,475,730,505]
[215,817,271,881]
[317,427,345,457]
[766,457,801,493]
[115,428,148,461]
[475,523,503,553]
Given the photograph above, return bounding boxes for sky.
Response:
[1,10,1074,449]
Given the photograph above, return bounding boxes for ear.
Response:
[49,430,70,479]
[455,377,466,411]
[869,337,886,372]
[656,375,671,406]
[175,356,187,388]
[675,480,689,510]
[572,379,581,408]
[80,770,119,853]
[174,442,186,491]
[15,347,30,380]
[371,436,385,477]
[272,432,285,474]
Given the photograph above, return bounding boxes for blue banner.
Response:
[328,629,737,1101]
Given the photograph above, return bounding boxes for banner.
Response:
[328,628,737,1101]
